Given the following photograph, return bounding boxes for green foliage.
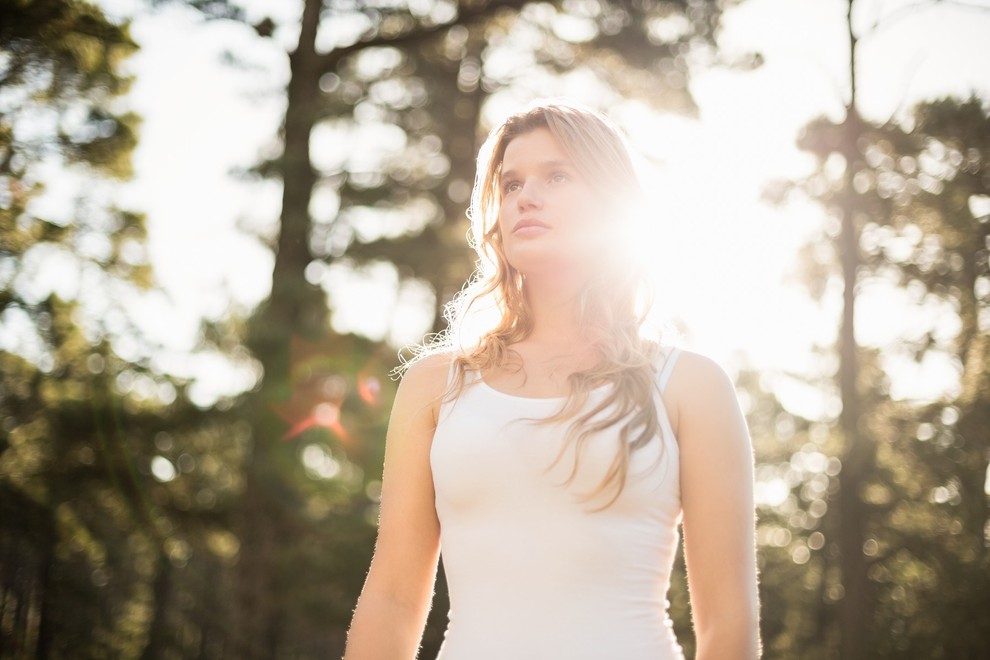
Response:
[852,96,990,657]
[0,1,201,656]
[761,95,990,657]
[0,0,139,173]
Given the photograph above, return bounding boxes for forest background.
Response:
[2,0,989,658]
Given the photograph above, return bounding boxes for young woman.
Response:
[343,102,761,659]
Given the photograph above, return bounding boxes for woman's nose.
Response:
[517,179,543,209]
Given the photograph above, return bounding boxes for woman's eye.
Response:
[503,181,521,194]
[550,172,570,183]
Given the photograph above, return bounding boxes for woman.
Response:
[343,101,761,659]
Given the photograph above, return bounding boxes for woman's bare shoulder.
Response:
[664,347,737,412]
[394,351,459,409]
[665,348,748,452]
[667,347,732,384]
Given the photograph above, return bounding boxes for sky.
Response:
[94,0,990,412]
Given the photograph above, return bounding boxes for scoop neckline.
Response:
[476,377,612,402]
[467,344,676,402]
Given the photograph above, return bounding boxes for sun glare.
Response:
[616,100,825,385]
[610,36,966,408]
[112,0,988,410]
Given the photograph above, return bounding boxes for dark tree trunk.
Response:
[234,0,326,656]
[141,552,173,660]
[836,4,871,657]
[35,501,56,659]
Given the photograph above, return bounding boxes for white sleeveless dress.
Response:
[430,346,685,659]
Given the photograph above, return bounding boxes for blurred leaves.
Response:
[758,93,990,656]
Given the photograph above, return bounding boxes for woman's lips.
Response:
[512,219,550,235]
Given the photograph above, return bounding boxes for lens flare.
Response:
[357,373,381,406]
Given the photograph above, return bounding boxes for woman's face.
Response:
[496,127,606,279]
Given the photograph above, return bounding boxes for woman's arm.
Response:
[343,354,451,660]
[673,351,761,659]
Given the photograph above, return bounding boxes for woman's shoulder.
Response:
[395,350,460,405]
[399,350,458,384]
[662,346,740,419]
[662,345,733,388]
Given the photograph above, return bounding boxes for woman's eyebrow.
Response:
[499,159,574,183]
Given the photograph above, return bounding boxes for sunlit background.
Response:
[3,0,990,658]
[113,0,989,408]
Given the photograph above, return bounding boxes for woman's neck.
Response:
[522,269,595,349]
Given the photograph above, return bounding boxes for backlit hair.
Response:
[401,100,675,511]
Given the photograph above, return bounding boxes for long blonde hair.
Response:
[401,101,674,511]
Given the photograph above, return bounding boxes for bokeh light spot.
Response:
[151,455,177,482]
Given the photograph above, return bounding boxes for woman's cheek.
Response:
[565,192,604,231]
[569,196,612,256]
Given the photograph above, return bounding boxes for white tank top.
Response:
[430,346,685,659]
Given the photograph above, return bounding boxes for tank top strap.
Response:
[437,354,465,425]
[444,353,458,390]
[657,346,681,394]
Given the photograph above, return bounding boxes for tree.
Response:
[0,0,155,655]
[764,0,990,648]
[0,2,254,656]
[849,96,990,656]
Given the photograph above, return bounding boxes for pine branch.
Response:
[315,0,532,73]
[861,0,990,40]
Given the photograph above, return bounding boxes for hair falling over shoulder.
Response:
[397,100,678,511]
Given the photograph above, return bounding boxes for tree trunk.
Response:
[35,500,56,659]
[836,4,871,656]
[234,0,326,656]
[141,552,172,660]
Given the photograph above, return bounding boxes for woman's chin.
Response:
[507,248,560,274]
[512,256,592,285]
